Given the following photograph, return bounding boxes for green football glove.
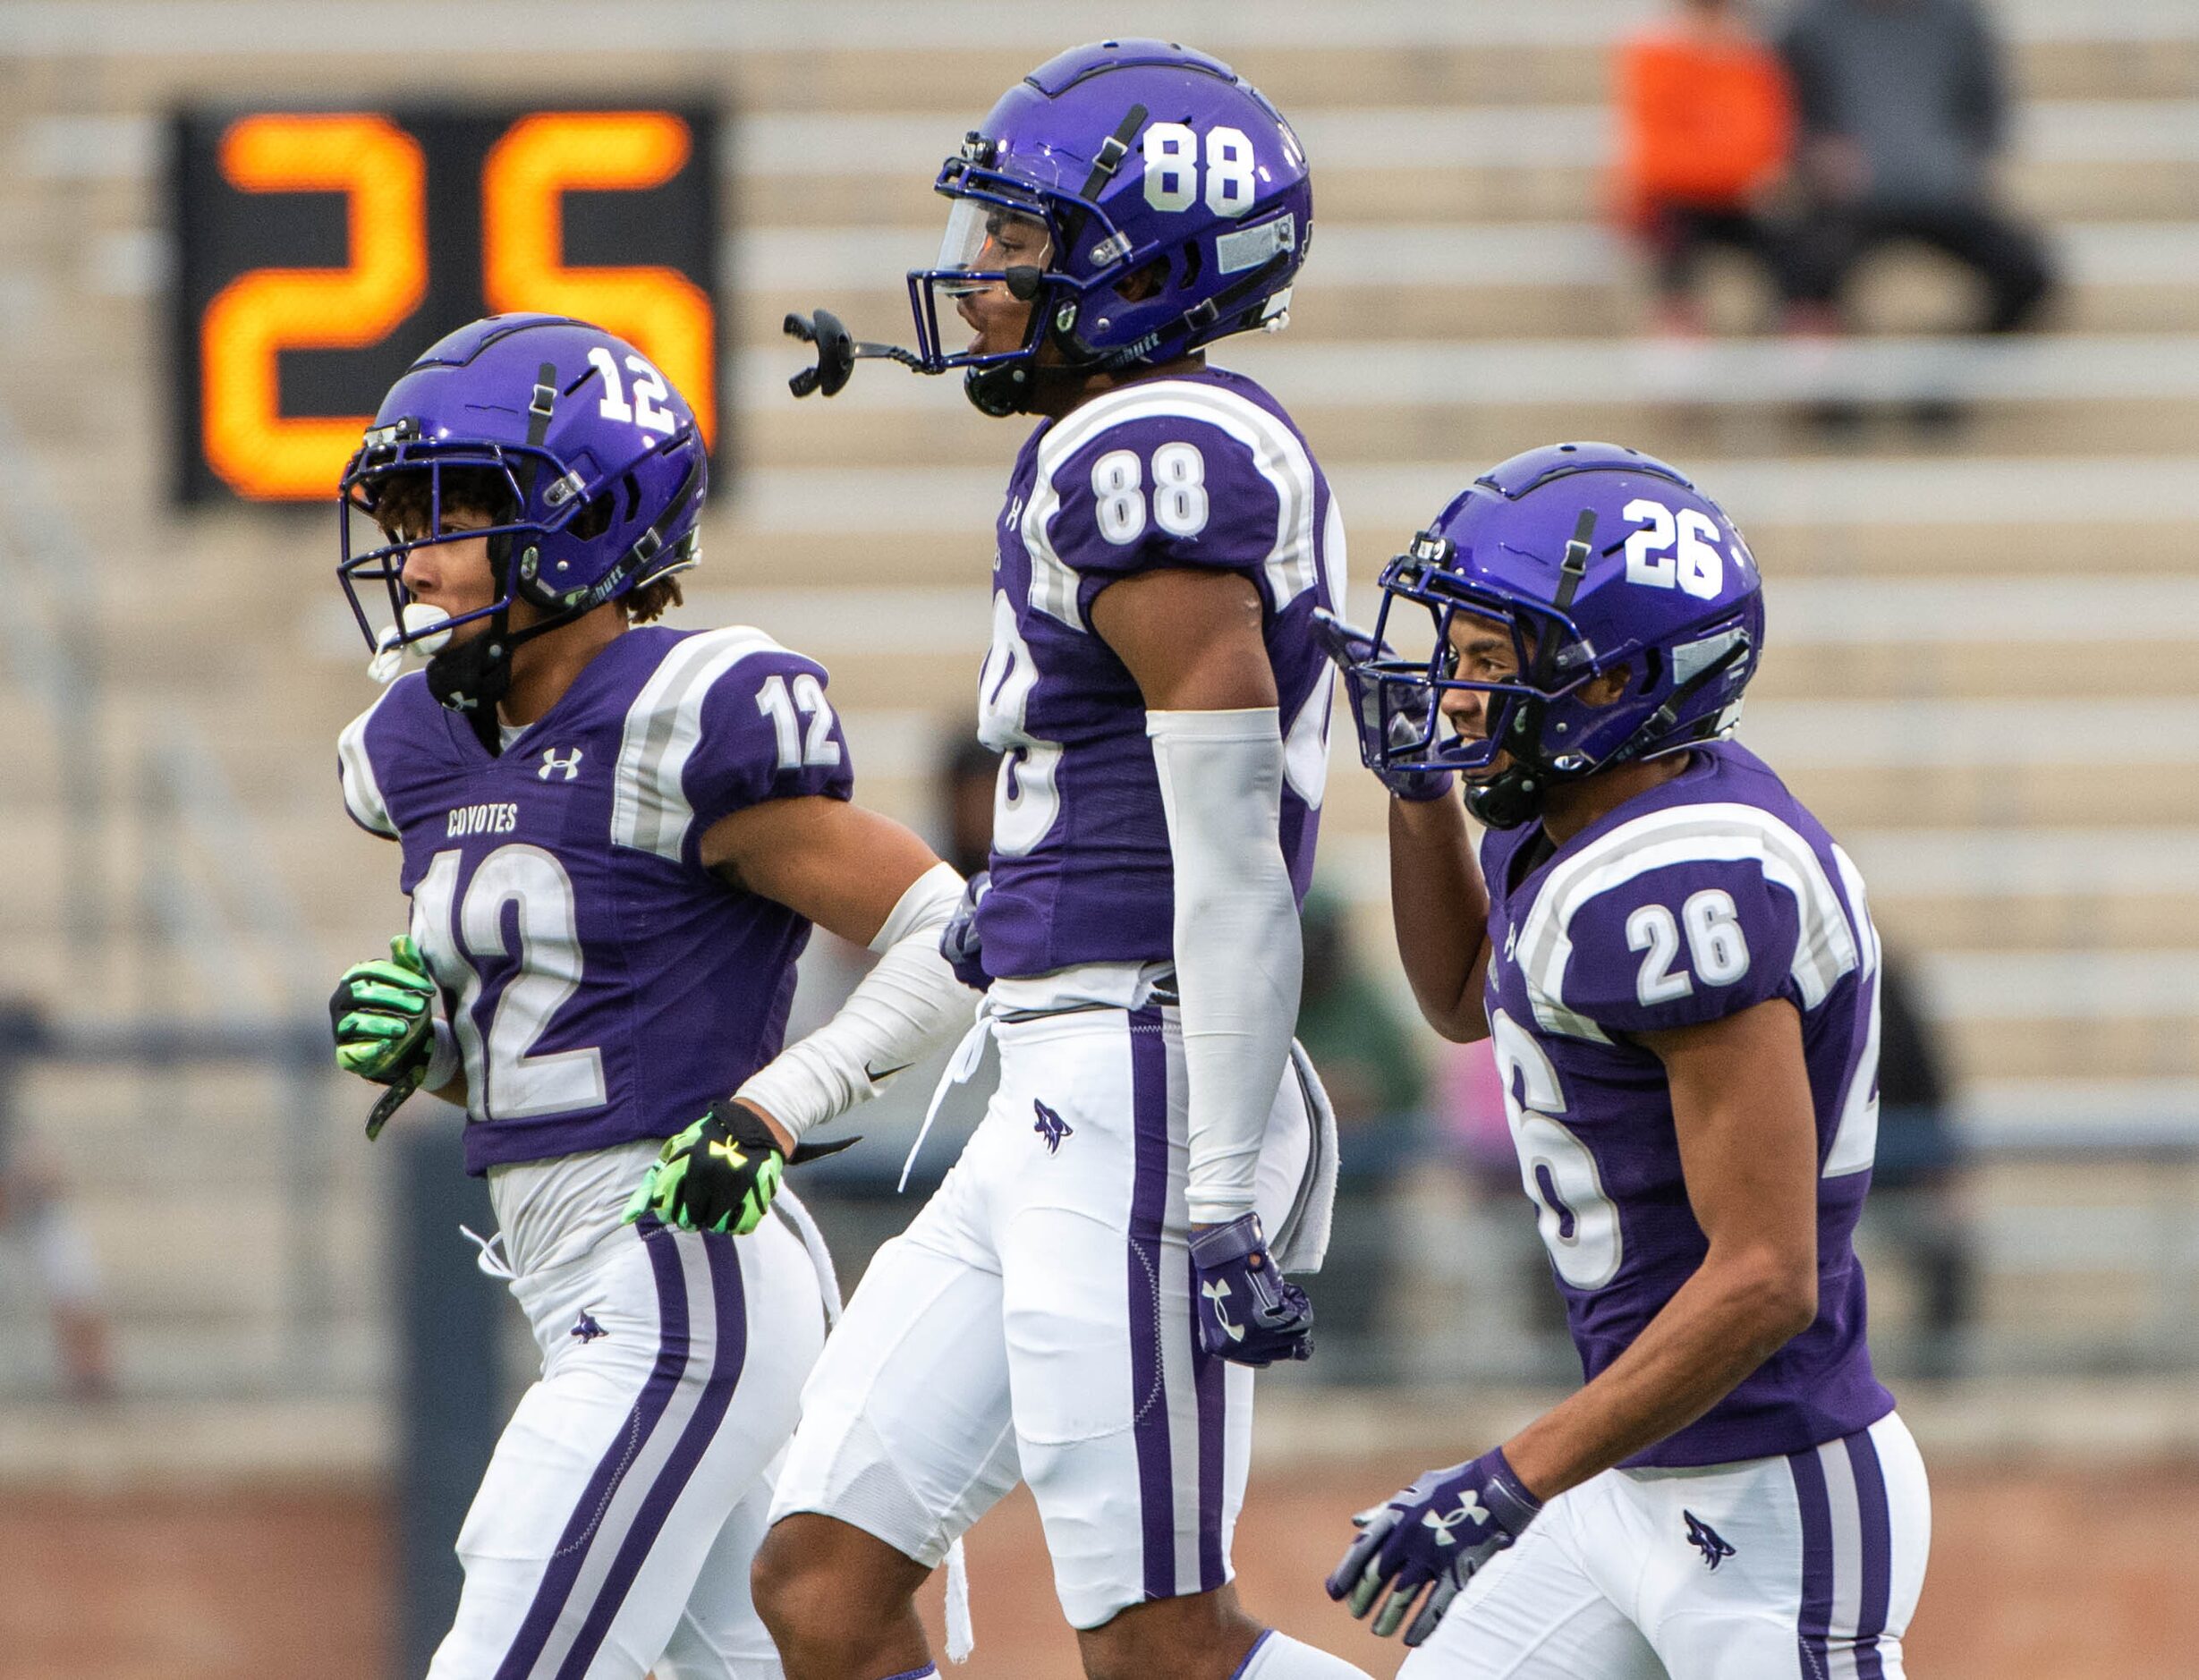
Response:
[331,936,436,1083]
[624,1101,858,1235]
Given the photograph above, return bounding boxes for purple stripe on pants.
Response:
[493,1218,691,1680]
[553,1229,750,1679]
[1193,1328,1226,1592]
[1126,1005,1176,1602]
[1846,1428,1894,1680]
[1788,1443,1834,1680]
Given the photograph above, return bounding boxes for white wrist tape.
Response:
[736,861,976,1141]
[1148,708,1303,1226]
[422,1020,460,1091]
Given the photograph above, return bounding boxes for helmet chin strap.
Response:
[424,606,576,755]
[425,454,706,756]
[429,361,561,756]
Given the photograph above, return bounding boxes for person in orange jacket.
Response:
[1614,0,1799,335]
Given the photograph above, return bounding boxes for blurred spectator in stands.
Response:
[1297,890,1425,1170]
[1778,0,2056,337]
[1293,889,1427,1381]
[0,1000,115,1399]
[1866,949,1976,1379]
[1615,0,1801,336]
[940,734,999,882]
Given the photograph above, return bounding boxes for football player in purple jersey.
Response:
[328,313,980,1680]
[1318,444,1930,1676]
[758,40,1371,1680]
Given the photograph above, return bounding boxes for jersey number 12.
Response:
[412,844,608,1120]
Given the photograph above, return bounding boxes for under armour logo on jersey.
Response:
[1422,1494,1491,1546]
[570,1310,607,1344]
[1004,494,1024,530]
[1033,1099,1073,1154]
[1200,1277,1244,1340]
[539,747,584,782]
[1684,1510,1736,1570]
[1503,921,1519,963]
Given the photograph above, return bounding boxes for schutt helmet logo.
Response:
[539,746,584,782]
[570,1310,607,1344]
[1032,1099,1073,1154]
[1684,1509,1736,1570]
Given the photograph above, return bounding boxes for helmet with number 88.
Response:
[1357,442,1766,829]
[910,39,1312,416]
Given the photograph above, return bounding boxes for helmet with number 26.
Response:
[337,312,707,721]
[1352,443,1766,829]
[911,38,1312,416]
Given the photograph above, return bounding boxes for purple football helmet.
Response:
[1345,442,1764,828]
[908,39,1312,415]
[337,313,706,725]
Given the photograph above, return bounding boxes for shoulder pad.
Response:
[609,626,851,864]
[1515,802,1858,1039]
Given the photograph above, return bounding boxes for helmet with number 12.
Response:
[909,38,1313,416]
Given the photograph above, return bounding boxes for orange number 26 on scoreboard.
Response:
[173,105,719,504]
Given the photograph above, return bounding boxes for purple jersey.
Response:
[1481,742,1895,1466]
[973,366,1342,977]
[335,625,853,1175]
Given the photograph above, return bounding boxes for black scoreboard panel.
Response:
[170,105,720,504]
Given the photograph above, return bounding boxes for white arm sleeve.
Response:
[1148,708,1303,1226]
[735,861,977,1141]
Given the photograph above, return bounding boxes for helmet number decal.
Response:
[586,344,679,437]
[1141,123,1258,218]
[1091,443,1210,545]
[1621,498,1725,600]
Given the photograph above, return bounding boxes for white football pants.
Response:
[429,1212,825,1680]
[1400,1411,1931,1680]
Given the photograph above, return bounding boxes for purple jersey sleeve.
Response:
[1542,856,1804,1037]
[1044,410,1286,605]
[679,649,853,853]
[335,678,407,841]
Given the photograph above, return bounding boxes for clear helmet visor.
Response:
[914,196,1054,368]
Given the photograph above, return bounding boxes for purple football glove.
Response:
[1325,1447,1543,1646]
[1189,1212,1313,1367]
[939,870,989,990]
[1312,608,1455,803]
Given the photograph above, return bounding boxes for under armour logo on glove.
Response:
[1422,1493,1490,1544]
[1189,1212,1312,1367]
[1328,1447,1544,1648]
[1200,1277,1244,1341]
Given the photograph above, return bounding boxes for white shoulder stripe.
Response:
[611,625,785,861]
[1026,379,1322,627]
[1822,842,1883,1179]
[1516,802,1860,1039]
[335,682,403,839]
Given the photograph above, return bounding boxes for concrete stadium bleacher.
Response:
[0,0,2193,1395]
